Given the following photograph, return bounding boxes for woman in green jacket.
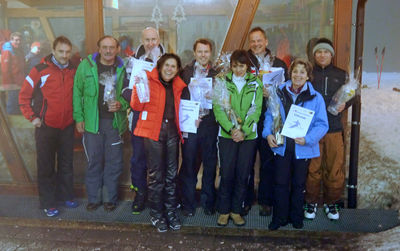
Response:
[213,50,263,226]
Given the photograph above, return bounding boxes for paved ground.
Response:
[0,194,399,250]
[0,218,365,251]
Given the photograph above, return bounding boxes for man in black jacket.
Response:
[121,27,165,215]
[178,38,218,216]
[245,27,288,217]
[304,38,350,221]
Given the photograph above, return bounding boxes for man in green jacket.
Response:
[73,36,129,212]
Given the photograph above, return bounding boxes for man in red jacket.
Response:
[1,32,25,114]
[19,36,78,217]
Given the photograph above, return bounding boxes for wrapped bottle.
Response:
[327,77,358,115]
[266,81,284,145]
[135,70,150,103]
[103,73,116,105]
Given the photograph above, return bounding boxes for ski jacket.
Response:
[121,44,165,103]
[19,54,76,129]
[262,81,329,159]
[213,71,263,140]
[73,53,129,135]
[130,67,186,142]
[180,60,218,128]
[312,63,348,133]
[1,41,25,89]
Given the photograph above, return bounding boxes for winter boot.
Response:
[131,186,146,215]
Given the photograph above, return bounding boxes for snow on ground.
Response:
[360,72,400,164]
[356,72,400,209]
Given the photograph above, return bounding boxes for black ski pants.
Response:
[217,137,257,214]
[35,123,74,209]
[144,120,179,219]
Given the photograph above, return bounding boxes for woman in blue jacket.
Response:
[262,58,328,230]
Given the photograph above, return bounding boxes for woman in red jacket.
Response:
[130,53,186,232]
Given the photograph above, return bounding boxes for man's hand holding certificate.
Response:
[128,58,156,89]
[281,104,315,139]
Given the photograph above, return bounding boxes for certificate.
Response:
[189,77,213,109]
[128,58,156,89]
[179,100,200,133]
[262,67,284,86]
[281,104,315,139]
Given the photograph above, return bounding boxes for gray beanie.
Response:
[313,42,335,56]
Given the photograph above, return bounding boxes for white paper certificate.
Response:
[262,67,284,86]
[179,100,200,133]
[128,58,156,89]
[281,104,315,139]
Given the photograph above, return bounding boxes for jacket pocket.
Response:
[83,76,96,97]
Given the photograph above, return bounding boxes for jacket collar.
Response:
[247,47,272,58]
[90,52,124,68]
[134,44,165,61]
[225,71,257,83]
[282,80,317,96]
[148,67,186,90]
[314,63,334,72]
[42,54,74,70]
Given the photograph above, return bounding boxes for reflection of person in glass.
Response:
[263,59,328,230]
[121,27,166,215]
[245,26,289,217]
[19,36,78,217]
[213,50,263,227]
[130,54,186,233]
[73,36,129,213]
[179,38,219,217]
[1,32,25,114]
[304,38,352,221]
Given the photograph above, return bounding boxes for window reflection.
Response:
[0,0,85,182]
[103,0,238,66]
[250,0,334,67]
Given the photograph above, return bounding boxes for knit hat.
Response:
[313,41,335,56]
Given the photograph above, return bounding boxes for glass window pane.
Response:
[250,0,334,66]
[103,0,238,65]
[0,1,85,182]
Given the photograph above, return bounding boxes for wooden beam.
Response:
[17,0,83,8]
[0,110,31,183]
[334,0,353,171]
[39,16,55,42]
[6,9,83,18]
[222,0,260,51]
[84,0,104,55]
[334,0,352,71]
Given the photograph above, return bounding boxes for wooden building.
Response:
[0,0,352,199]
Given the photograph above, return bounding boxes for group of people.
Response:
[12,25,351,233]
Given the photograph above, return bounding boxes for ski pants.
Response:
[217,137,257,214]
[129,110,147,193]
[306,131,345,204]
[35,123,74,209]
[178,119,218,213]
[144,120,179,219]
[272,148,310,225]
[83,119,123,204]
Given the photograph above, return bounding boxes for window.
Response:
[103,0,238,65]
[250,0,334,67]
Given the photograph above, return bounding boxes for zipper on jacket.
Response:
[324,76,328,96]
[41,99,48,124]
